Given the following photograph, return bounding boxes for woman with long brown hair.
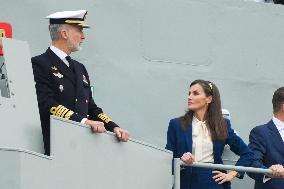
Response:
[166,79,253,189]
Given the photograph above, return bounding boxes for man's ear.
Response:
[281,104,284,112]
[61,29,68,40]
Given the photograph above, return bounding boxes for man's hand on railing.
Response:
[113,127,130,142]
[181,152,195,165]
[85,119,106,133]
[212,170,239,184]
[267,164,284,178]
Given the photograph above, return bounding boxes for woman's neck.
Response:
[194,108,207,121]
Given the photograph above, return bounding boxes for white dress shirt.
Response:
[192,116,214,163]
[272,117,284,142]
[50,45,70,67]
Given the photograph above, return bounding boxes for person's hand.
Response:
[212,170,238,184]
[113,127,130,142]
[267,164,284,178]
[85,119,106,133]
[181,152,195,165]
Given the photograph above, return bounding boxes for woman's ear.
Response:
[206,96,213,104]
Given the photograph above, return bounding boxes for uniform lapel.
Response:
[267,120,284,156]
[74,61,84,96]
[73,61,89,115]
[46,48,76,84]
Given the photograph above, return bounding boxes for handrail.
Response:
[173,158,272,189]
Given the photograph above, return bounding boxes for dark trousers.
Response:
[180,167,231,189]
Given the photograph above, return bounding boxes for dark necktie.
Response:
[66,56,75,73]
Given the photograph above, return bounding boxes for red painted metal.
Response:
[0,22,13,56]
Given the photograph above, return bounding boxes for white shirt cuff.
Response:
[81,118,88,124]
[263,175,271,183]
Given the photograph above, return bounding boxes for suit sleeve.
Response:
[225,119,254,179]
[166,119,177,154]
[247,127,268,181]
[165,119,177,174]
[82,66,119,132]
[32,57,85,122]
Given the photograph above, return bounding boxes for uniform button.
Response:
[86,100,88,103]
[75,98,78,102]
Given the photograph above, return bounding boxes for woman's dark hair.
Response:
[180,79,228,141]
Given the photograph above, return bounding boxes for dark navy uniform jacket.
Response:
[32,48,117,155]
[166,118,253,189]
[248,120,284,189]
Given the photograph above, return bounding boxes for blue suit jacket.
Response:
[166,118,253,189]
[248,120,284,189]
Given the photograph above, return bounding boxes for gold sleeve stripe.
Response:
[57,107,66,117]
[60,108,69,118]
[57,107,68,117]
[98,113,111,123]
[50,105,63,115]
[50,105,74,120]
[55,106,65,117]
[64,110,74,120]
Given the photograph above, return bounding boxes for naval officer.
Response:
[32,10,129,155]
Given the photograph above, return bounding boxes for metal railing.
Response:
[173,158,272,189]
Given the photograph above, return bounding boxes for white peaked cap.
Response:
[46,10,90,28]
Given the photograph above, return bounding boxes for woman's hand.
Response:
[181,152,195,165]
[212,170,238,184]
